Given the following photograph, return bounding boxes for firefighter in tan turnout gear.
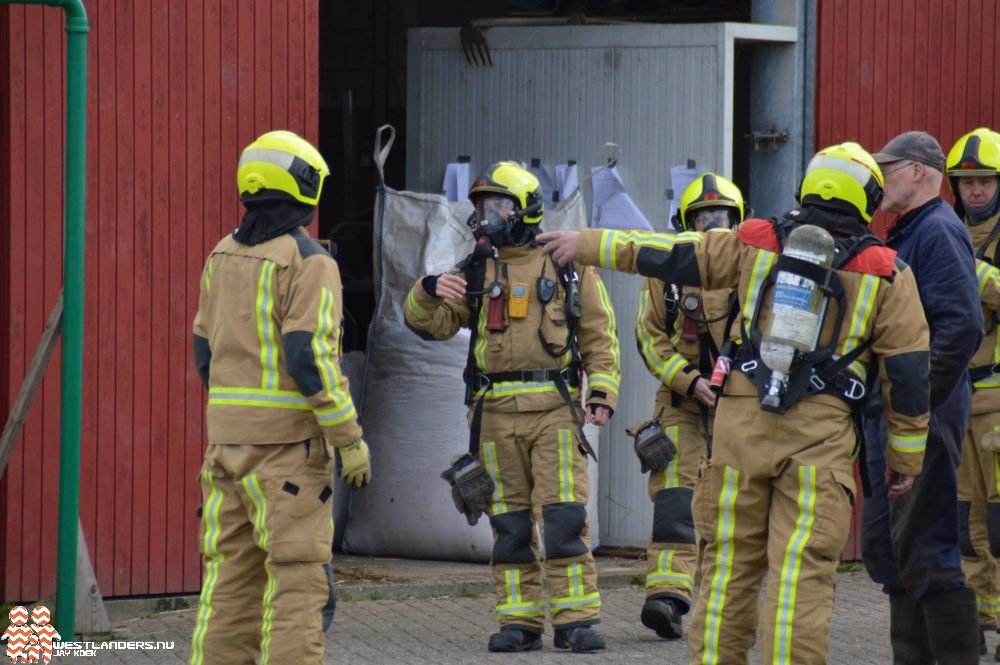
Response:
[948,128,1000,654]
[403,161,621,653]
[539,143,931,665]
[633,173,744,640]
[189,131,371,665]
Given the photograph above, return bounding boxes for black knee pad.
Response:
[490,510,535,564]
[987,503,1000,558]
[652,488,695,545]
[543,502,588,560]
[321,561,336,632]
[958,501,976,557]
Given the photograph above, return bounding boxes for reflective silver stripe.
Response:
[807,154,878,189]
[239,147,295,170]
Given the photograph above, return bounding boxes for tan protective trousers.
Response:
[188,439,335,665]
[958,412,1000,628]
[479,407,600,631]
[645,405,708,609]
[688,397,856,665]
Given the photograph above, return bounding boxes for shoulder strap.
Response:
[461,257,488,456]
[975,221,1000,263]
[539,259,581,358]
[663,283,679,335]
[462,258,487,405]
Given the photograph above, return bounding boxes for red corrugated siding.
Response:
[817,0,1000,559]
[817,0,1000,237]
[0,5,10,594]
[1,0,320,601]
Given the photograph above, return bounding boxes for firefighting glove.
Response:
[441,453,495,526]
[626,419,676,473]
[338,438,371,489]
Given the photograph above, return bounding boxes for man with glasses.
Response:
[862,131,984,663]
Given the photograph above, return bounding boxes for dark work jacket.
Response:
[869,197,982,466]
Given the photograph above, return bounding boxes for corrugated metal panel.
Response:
[407,25,728,546]
[407,25,729,225]
[816,0,1000,559]
[1,0,320,601]
[816,0,1000,238]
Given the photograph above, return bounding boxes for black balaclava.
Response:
[233,198,317,246]
[784,204,873,240]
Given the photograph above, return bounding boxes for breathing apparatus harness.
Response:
[441,202,597,508]
[733,209,884,415]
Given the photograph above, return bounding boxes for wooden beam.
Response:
[0,290,63,476]
[75,519,111,637]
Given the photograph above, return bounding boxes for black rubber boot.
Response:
[888,592,932,665]
[487,626,543,653]
[553,625,606,653]
[640,597,683,640]
[922,588,981,665]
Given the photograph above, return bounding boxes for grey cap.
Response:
[871,131,946,172]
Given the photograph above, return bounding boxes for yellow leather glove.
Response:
[339,438,371,489]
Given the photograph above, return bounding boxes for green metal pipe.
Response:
[0,0,88,638]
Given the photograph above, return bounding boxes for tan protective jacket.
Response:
[577,223,931,475]
[966,212,1000,415]
[637,278,733,415]
[192,229,362,446]
[403,243,620,414]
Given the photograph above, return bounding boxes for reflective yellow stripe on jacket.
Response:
[256,261,280,390]
[838,273,880,383]
[209,387,311,410]
[741,248,777,321]
[974,262,1000,389]
[313,287,357,426]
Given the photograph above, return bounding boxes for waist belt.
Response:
[480,367,581,390]
[970,364,1000,384]
[468,365,596,462]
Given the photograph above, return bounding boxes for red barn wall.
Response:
[816,0,999,237]
[1,0,319,601]
[817,0,999,559]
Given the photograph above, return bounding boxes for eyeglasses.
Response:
[881,161,914,176]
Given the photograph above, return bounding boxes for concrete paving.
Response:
[72,554,991,664]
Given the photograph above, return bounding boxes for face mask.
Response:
[689,207,733,232]
[472,196,517,246]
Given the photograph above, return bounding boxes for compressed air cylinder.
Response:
[759,224,835,410]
